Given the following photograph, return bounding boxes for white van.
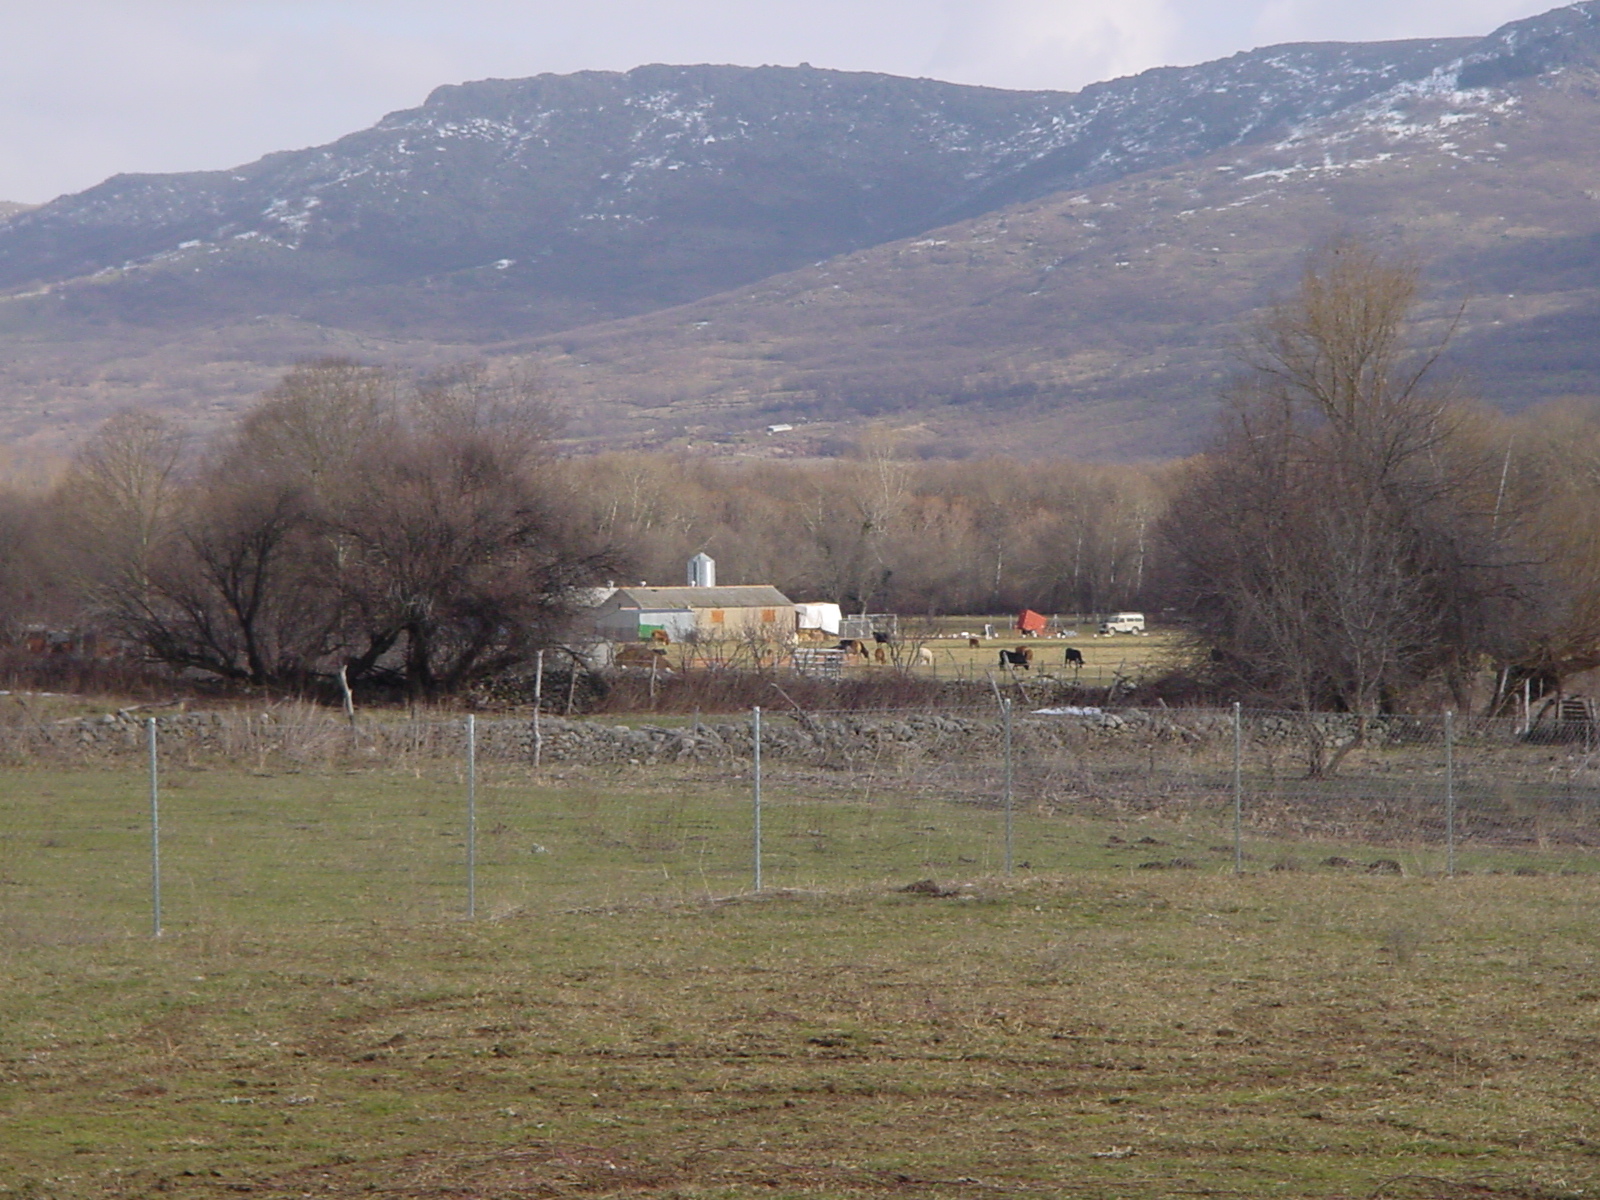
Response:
[1098,612,1146,635]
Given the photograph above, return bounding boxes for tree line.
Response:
[0,371,1174,701]
[4,239,1600,715]
[567,440,1170,618]
[1161,239,1600,740]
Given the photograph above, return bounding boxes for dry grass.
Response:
[2,759,1600,1198]
[595,629,1181,716]
[3,874,1599,1199]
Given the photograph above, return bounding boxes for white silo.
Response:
[688,552,716,588]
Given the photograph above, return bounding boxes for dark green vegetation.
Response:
[4,758,1600,1198]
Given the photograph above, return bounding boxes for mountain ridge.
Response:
[516,2,1600,459]
[0,38,1474,332]
[0,4,1597,459]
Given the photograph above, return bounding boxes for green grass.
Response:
[1,763,1049,928]
[3,763,1600,1198]
[7,758,1577,937]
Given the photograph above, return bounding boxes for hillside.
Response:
[0,5,1597,458]
[0,43,1468,336]
[521,2,1600,459]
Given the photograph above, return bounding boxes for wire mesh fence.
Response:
[3,701,1599,938]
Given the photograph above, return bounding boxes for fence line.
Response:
[5,702,1600,937]
[467,713,478,919]
[752,705,763,893]
[147,716,161,937]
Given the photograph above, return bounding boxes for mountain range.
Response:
[3,3,1600,460]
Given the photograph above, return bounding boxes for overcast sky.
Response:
[0,0,1563,204]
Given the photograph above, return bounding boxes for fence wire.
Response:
[2,703,1598,937]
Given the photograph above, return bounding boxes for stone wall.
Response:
[0,705,1493,770]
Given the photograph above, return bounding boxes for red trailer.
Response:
[1015,609,1047,637]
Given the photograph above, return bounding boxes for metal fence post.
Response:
[752,706,763,893]
[532,649,544,769]
[1445,709,1456,878]
[467,714,477,918]
[1233,702,1243,876]
[1003,697,1014,875]
[148,717,162,937]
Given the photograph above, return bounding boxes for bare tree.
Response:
[80,366,378,686]
[112,476,337,685]
[0,488,64,641]
[1163,240,1523,765]
[81,362,615,697]
[1487,400,1600,709]
[60,410,185,600]
[235,359,393,495]
[322,367,614,697]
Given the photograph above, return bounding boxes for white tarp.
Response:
[795,602,843,635]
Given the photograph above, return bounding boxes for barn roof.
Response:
[607,585,794,610]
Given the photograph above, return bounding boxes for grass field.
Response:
[914,626,1176,688]
[4,759,1600,1198]
[650,624,1180,690]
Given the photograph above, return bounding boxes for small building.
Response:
[19,625,130,659]
[592,585,797,644]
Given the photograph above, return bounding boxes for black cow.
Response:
[1064,647,1084,668]
[1000,647,1033,669]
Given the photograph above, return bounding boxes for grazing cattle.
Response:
[968,637,981,649]
[916,646,935,665]
[1000,647,1033,669]
[1064,647,1084,668]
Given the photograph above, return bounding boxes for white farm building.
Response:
[591,584,797,645]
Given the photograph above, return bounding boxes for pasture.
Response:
[694,621,1179,689]
[3,758,1600,1199]
[915,630,1170,686]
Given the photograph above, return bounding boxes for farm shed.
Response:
[592,585,797,644]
